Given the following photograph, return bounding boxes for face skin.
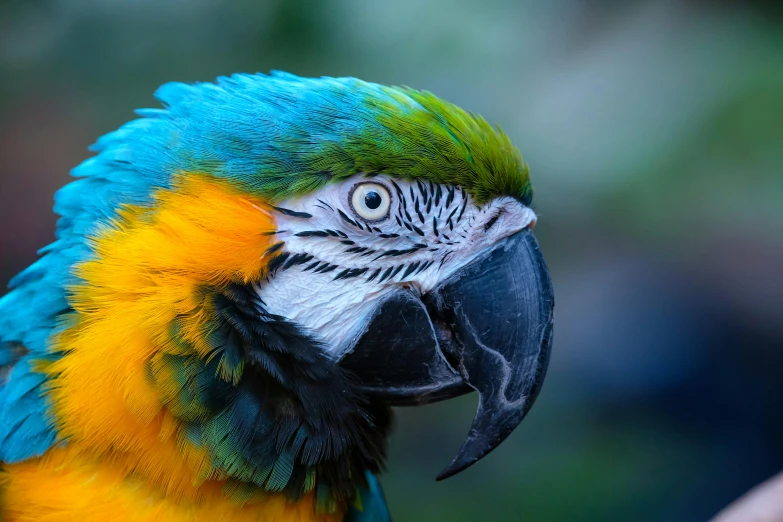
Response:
[257,175,537,357]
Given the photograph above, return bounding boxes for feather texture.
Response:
[0,72,532,519]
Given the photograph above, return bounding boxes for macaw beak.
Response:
[340,229,554,480]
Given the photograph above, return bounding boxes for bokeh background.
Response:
[1,1,782,520]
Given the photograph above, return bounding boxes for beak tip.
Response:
[435,456,476,481]
[433,428,497,481]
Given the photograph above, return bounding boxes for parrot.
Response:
[0,72,554,522]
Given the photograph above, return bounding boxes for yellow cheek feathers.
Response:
[39,175,290,502]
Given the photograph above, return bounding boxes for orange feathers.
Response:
[1,175,342,521]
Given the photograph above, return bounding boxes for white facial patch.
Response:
[256,176,536,358]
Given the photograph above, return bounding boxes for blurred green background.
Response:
[1,1,782,520]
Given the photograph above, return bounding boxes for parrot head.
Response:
[0,72,553,514]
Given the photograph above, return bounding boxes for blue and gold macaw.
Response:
[0,72,554,521]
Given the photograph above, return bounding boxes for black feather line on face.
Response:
[333,267,368,281]
[377,266,395,283]
[372,247,421,261]
[483,210,503,232]
[316,199,334,211]
[333,268,352,280]
[282,253,313,270]
[414,199,425,224]
[267,251,290,272]
[319,264,338,274]
[401,262,420,279]
[313,263,332,274]
[446,205,459,230]
[403,205,413,223]
[265,242,285,255]
[338,209,361,229]
[389,264,404,280]
[457,188,468,223]
[390,179,404,198]
[272,206,314,219]
[456,195,468,223]
[295,230,330,238]
[397,194,407,218]
[161,284,392,502]
[416,179,428,202]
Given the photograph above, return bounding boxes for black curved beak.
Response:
[340,229,554,480]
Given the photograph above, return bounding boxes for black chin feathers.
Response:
[154,283,392,503]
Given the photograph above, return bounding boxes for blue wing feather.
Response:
[0,358,57,462]
[345,471,391,522]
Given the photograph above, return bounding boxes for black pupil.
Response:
[365,191,382,210]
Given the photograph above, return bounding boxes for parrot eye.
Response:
[349,182,391,222]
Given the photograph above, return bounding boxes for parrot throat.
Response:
[159,282,393,503]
